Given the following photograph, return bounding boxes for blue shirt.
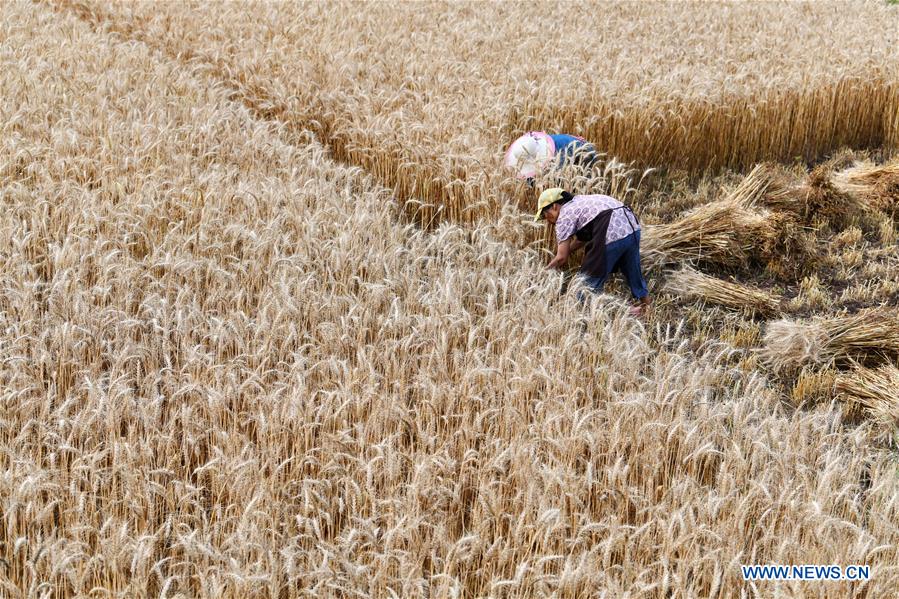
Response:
[549,134,590,165]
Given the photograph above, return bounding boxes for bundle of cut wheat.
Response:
[762,308,899,372]
[665,265,781,315]
[760,212,820,279]
[803,162,879,229]
[745,166,823,275]
[757,159,871,228]
[831,160,899,213]
[835,365,899,424]
[757,165,804,214]
[642,165,776,268]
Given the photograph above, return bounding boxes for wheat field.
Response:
[2,1,899,598]
[65,0,899,226]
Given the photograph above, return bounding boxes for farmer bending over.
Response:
[536,188,651,315]
[548,133,597,169]
[504,132,598,185]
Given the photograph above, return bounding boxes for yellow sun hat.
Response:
[534,187,564,222]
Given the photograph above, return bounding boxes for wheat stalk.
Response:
[835,365,899,424]
[642,165,776,268]
[665,265,781,315]
[762,308,899,372]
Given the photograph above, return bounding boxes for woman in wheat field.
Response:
[504,132,598,184]
[536,188,651,315]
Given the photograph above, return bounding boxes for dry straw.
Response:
[642,165,776,268]
[665,265,781,315]
[758,161,868,228]
[835,365,899,424]
[762,308,899,372]
[831,160,899,213]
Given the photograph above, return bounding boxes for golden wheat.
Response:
[761,309,899,372]
[1,2,898,599]
[832,159,899,213]
[641,165,776,268]
[665,266,781,315]
[835,365,899,425]
[56,0,899,227]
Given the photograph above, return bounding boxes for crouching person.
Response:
[536,188,651,316]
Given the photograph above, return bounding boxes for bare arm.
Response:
[547,238,572,270]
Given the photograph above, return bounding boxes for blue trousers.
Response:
[581,231,648,299]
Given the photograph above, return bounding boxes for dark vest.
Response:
[576,206,639,277]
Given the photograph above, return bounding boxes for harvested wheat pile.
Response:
[835,365,899,424]
[762,213,821,278]
[757,163,805,212]
[762,308,899,372]
[760,164,863,227]
[756,158,890,230]
[803,164,871,228]
[831,160,899,213]
[665,266,781,315]
[642,165,776,268]
[724,164,824,277]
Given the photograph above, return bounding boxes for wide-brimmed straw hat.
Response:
[504,131,556,179]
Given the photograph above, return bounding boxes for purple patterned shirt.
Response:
[555,194,640,245]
